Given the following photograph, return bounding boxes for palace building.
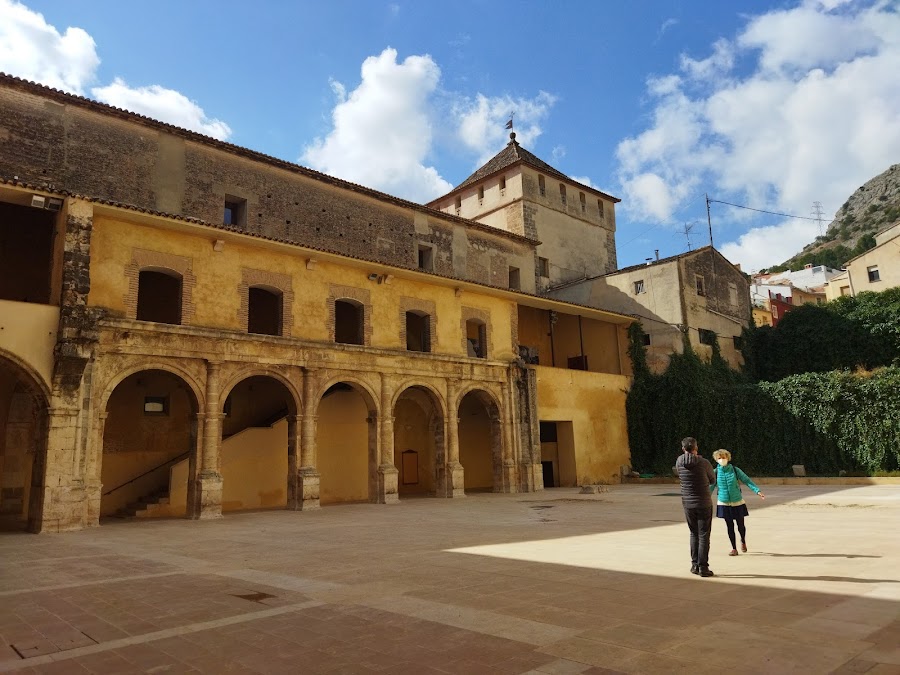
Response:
[0,73,634,532]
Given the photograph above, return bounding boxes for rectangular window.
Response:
[224,197,246,227]
[598,200,605,218]
[867,266,881,282]
[478,185,484,206]
[642,333,651,346]
[500,176,506,196]
[695,275,706,297]
[538,257,550,278]
[454,196,461,215]
[417,245,434,272]
[559,184,567,205]
[579,192,586,213]
[508,266,521,290]
[633,280,645,294]
[728,281,738,306]
[539,421,558,443]
[733,335,744,351]
[698,328,716,346]
[143,396,169,416]
[538,175,546,196]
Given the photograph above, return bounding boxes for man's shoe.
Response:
[691,565,699,575]
[700,568,715,577]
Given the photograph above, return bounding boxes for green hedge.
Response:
[626,324,900,476]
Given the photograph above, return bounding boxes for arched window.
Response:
[335,300,364,345]
[466,319,487,358]
[137,269,182,325]
[559,183,567,205]
[248,286,282,336]
[406,311,431,352]
[538,175,546,196]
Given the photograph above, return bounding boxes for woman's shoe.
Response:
[729,549,738,556]
[741,542,747,553]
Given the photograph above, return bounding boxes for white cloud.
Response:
[570,175,595,188]
[0,0,232,140]
[552,145,566,162]
[616,0,900,270]
[303,48,452,203]
[656,18,679,41]
[92,78,232,140]
[454,91,557,165]
[0,0,98,93]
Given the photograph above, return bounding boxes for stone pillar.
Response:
[437,378,465,498]
[516,366,543,492]
[191,360,223,520]
[498,383,518,494]
[296,368,320,510]
[32,407,88,532]
[375,374,399,504]
[82,410,107,528]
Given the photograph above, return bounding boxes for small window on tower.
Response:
[538,257,550,278]
[538,175,546,196]
[478,185,484,206]
[508,266,521,290]
[500,176,507,196]
[695,275,706,297]
[598,200,605,218]
[579,192,586,213]
[559,184,567,205]
[418,245,434,272]
[224,196,246,227]
[454,196,461,215]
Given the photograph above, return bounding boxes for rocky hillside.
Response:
[768,163,900,272]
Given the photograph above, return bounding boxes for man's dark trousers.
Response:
[684,506,713,569]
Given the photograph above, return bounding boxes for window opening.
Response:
[695,275,706,297]
[418,245,434,272]
[478,185,484,206]
[698,328,716,346]
[598,200,605,218]
[500,176,506,196]
[224,196,246,227]
[867,266,881,282]
[143,396,169,416]
[538,175,546,196]
[579,192,586,213]
[538,257,550,278]
[454,196,461,215]
[466,320,487,358]
[559,184,567,205]
[508,266,521,290]
[633,280,645,294]
[405,311,430,352]
[248,286,282,336]
[642,333,651,346]
[728,281,738,306]
[0,201,55,304]
[335,300,364,345]
[137,270,182,324]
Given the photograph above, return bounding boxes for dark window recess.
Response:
[224,197,246,227]
[698,329,716,346]
[0,201,55,304]
[500,176,507,195]
[695,275,706,297]
[538,257,550,278]
[642,333,651,346]
[542,461,555,488]
[559,184,567,205]
[143,396,169,415]
[405,311,430,352]
[478,185,484,205]
[136,270,182,325]
[335,300,364,345]
[598,200,605,218]
[466,320,487,358]
[454,196,461,215]
[248,287,281,336]
[539,422,558,443]
[633,280,645,294]
[508,267,521,290]
[579,192,586,213]
[567,355,588,371]
[538,175,546,196]
[733,335,744,351]
[418,245,434,271]
[867,267,881,282]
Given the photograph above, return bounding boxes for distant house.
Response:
[824,222,900,299]
[545,246,751,373]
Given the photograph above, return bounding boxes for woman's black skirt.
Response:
[716,504,749,519]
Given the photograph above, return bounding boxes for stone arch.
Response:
[456,386,505,493]
[98,366,202,521]
[0,351,50,532]
[315,374,380,505]
[219,367,301,417]
[392,383,446,498]
[390,379,447,417]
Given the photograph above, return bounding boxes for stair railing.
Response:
[102,451,190,497]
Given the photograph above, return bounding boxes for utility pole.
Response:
[811,201,825,237]
[706,194,714,248]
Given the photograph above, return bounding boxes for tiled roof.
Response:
[435,134,619,203]
[0,72,538,246]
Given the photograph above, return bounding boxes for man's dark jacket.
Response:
[675,453,716,509]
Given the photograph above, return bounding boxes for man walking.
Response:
[675,437,716,577]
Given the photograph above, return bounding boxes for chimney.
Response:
[655,249,659,261]
[735,263,741,271]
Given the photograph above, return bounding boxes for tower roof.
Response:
[432,132,619,203]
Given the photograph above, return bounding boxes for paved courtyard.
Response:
[1,485,899,674]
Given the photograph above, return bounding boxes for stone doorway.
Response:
[393,386,444,498]
[458,389,503,493]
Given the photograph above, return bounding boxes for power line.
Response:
[621,193,706,246]
[707,198,824,221]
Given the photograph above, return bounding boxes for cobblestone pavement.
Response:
[1,485,898,674]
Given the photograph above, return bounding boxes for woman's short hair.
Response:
[713,449,732,461]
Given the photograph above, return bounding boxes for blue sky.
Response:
[2,0,899,271]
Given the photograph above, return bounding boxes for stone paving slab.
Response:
[0,485,898,674]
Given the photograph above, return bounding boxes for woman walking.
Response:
[712,450,765,556]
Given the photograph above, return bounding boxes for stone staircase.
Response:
[112,487,171,519]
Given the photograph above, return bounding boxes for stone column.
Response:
[296,368,320,510]
[33,407,87,532]
[82,410,107,528]
[192,360,223,520]
[437,378,465,498]
[375,374,399,504]
[498,382,518,494]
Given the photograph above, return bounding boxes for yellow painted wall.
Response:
[89,214,518,360]
[221,419,288,512]
[534,366,630,485]
[0,300,59,392]
[317,390,370,504]
[458,394,494,489]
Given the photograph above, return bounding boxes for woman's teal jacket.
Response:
[712,464,760,503]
